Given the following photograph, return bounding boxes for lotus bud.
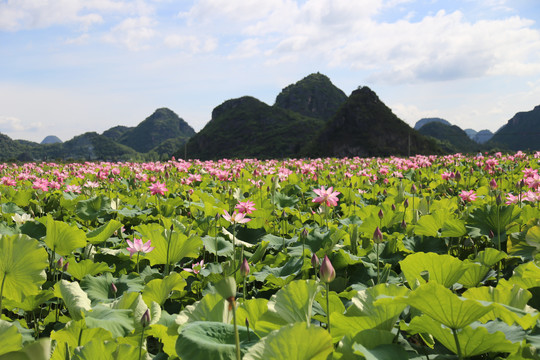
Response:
[301,228,309,239]
[490,179,498,189]
[378,209,384,219]
[489,230,495,239]
[391,204,396,212]
[240,258,250,277]
[373,226,383,243]
[311,253,319,269]
[411,184,417,194]
[111,282,117,295]
[400,220,407,229]
[383,189,387,196]
[63,261,69,272]
[496,194,502,206]
[56,257,64,270]
[404,199,409,208]
[455,171,461,182]
[320,255,336,283]
[141,309,151,328]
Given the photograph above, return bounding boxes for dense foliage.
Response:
[0,151,539,359]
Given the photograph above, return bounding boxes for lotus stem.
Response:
[138,327,145,360]
[452,328,463,360]
[325,282,331,333]
[0,272,6,316]
[231,299,241,360]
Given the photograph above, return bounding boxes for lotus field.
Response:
[1,152,540,360]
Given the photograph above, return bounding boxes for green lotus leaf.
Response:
[525,225,540,252]
[50,320,113,360]
[440,218,467,237]
[3,289,54,312]
[405,282,493,329]
[508,262,540,289]
[468,204,521,239]
[406,315,519,357]
[113,292,149,330]
[80,272,143,304]
[176,321,259,360]
[400,252,466,288]
[0,234,48,306]
[337,329,395,359]
[236,298,280,338]
[67,259,115,281]
[135,223,202,267]
[175,292,230,326]
[57,280,92,321]
[142,272,186,307]
[414,212,446,237]
[85,305,134,337]
[71,339,117,360]
[352,343,408,360]
[314,291,345,323]
[271,279,320,325]
[0,338,51,360]
[463,283,539,329]
[86,219,123,245]
[202,235,234,257]
[44,216,87,256]
[75,195,112,221]
[0,319,23,356]
[474,248,507,267]
[347,283,410,317]
[243,322,333,360]
[146,324,178,358]
[458,262,490,288]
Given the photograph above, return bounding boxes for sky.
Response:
[1,0,540,143]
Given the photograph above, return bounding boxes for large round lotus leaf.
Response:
[176,321,259,360]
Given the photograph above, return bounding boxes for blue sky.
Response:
[1,0,540,143]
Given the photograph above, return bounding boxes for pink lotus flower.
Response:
[312,186,340,207]
[459,190,477,202]
[184,260,205,274]
[505,193,519,205]
[126,238,155,258]
[222,210,251,224]
[149,181,168,196]
[235,200,256,214]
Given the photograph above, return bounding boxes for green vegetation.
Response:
[418,121,483,153]
[488,105,540,151]
[274,72,347,121]
[305,86,443,157]
[184,96,325,160]
[118,108,195,153]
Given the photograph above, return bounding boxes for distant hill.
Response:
[274,72,347,121]
[183,96,324,160]
[473,130,493,144]
[414,118,451,130]
[118,108,195,153]
[102,126,133,141]
[418,122,481,153]
[55,132,138,160]
[41,135,62,144]
[487,105,540,150]
[305,87,442,157]
[464,129,477,139]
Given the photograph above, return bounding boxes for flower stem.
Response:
[231,299,241,360]
[325,282,331,332]
[0,272,6,315]
[136,252,140,274]
[452,328,463,360]
[138,327,146,360]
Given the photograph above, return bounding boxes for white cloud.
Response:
[163,34,217,53]
[103,16,156,51]
[0,115,42,133]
